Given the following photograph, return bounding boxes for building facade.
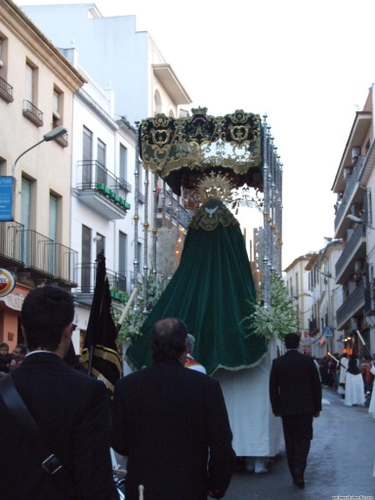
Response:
[19,2,193,353]
[57,49,138,352]
[284,253,314,354]
[0,0,84,350]
[20,3,192,124]
[305,240,343,358]
[332,84,375,357]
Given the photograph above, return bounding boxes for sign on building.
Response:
[0,176,14,221]
[323,326,334,337]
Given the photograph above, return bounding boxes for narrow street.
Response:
[224,388,375,499]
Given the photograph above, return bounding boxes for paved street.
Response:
[224,388,375,499]
[114,388,375,499]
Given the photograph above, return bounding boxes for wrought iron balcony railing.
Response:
[334,157,364,233]
[22,100,43,127]
[336,279,365,329]
[76,262,132,295]
[309,317,318,336]
[119,178,132,193]
[50,242,78,285]
[21,230,53,275]
[0,222,77,285]
[21,229,77,284]
[76,160,130,213]
[335,223,366,279]
[0,76,14,103]
[364,275,373,316]
[159,191,191,229]
[0,221,24,265]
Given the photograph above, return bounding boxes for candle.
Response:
[139,485,144,500]
[356,329,366,346]
[118,287,138,325]
[327,352,339,364]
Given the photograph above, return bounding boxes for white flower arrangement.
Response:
[113,272,162,344]
[244,273,298,342]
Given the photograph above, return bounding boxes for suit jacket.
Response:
[0,352,118,500]
[269,350,322,417]
[111,359,236,500]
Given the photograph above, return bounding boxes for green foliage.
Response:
[113,272,162,344]
[244,273,298,342]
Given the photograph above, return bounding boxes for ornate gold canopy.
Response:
[139,107,264,195]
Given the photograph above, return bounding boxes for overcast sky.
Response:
[17,0,375,268]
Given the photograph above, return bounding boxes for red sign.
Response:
[0,269,16,297]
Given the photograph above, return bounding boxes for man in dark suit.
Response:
[0,286,118,500]
[269,333,322,489]
[111,317,236,500]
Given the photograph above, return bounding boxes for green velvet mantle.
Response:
[126,199,267,375]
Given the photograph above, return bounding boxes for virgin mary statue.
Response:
[126,186,282,463]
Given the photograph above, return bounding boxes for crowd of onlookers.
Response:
[0,342,27,378]
[313,352,375,406]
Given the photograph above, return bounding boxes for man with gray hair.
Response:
[185,333,206,374]
[112,317,235,499]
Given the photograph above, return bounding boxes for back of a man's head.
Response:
[151,318,187,362]
[21,286,74,352]
[284,333,300,350]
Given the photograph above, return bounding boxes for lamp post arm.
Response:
[12,138,45,176]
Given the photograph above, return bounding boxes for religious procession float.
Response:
[120,107,299,462]
[85,107,299,464]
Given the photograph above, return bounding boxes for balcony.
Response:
[119,178,132,193]
[76,160,130,220]
[0,77,14,103]
[334,157,364,238]
[364,275,373,317]
[49,242,78,287]
[21,229,77,286]
[75,263,132,305]
[309,317,319,337]
[157,191,191,229]
[0,222,77,287]
[22,100,43,127]
[0,221,25,268]
[335,223,366,283]
[336,279,365,329]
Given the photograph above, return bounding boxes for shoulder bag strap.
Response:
[0,375,77,499]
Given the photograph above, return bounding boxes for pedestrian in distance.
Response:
[344,355,365,407]
[111,317,236,500]
[269,332,322,489]
[0,285,119,500]
[0,342,12,378]
[9,343,27,371]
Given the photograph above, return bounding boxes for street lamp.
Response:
[293,292,313,299]
[6,126,68,221]
[316,268,332,278]
[12,126,68,174]
[347,214,375,230]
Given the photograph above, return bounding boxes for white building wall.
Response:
[69,68,136,348]
[284,255,314,353]
[21,4,171,123]
[19,2,192,353]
